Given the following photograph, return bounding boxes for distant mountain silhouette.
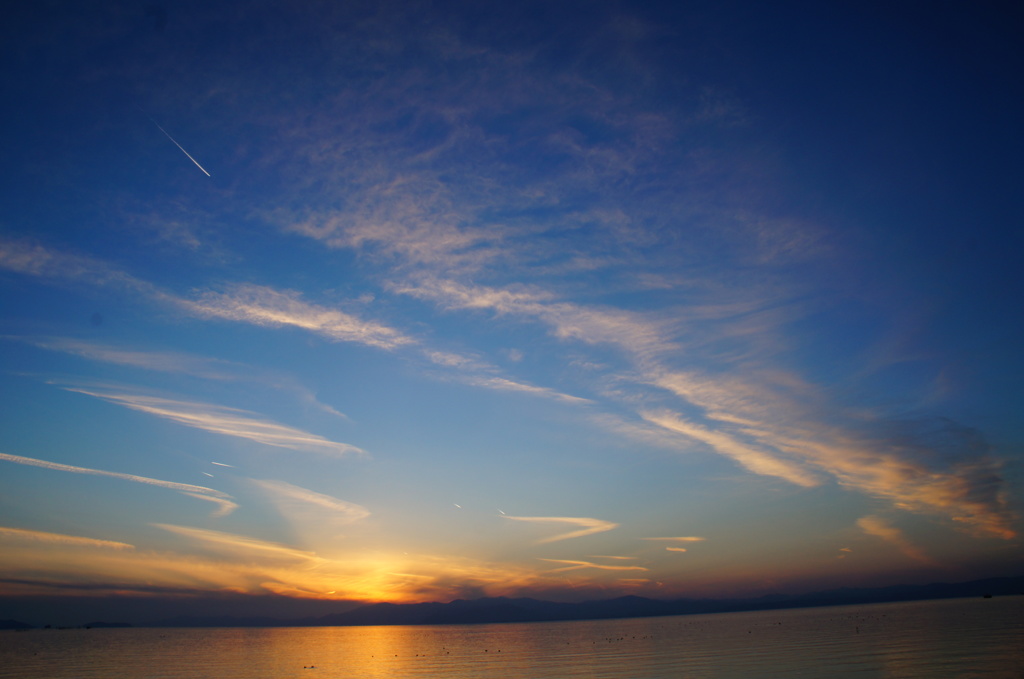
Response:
[150,576,1023,628]
[0,619,134,630]
[83,621,132,628]
[153,614,296,628]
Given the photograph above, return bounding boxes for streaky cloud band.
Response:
[59,385,364,457]
[0,451,231,499]
[503,515,618,544]
[0,526,135,551]
[0,451,235,518]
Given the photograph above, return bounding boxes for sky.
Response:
[1,0,1022,623]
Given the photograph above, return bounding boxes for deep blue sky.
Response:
[1,0,1022,623]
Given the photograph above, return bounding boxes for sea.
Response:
[1,596,1021,678]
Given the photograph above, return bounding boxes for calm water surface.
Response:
[2,596,1021,678]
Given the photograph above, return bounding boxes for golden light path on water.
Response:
[1,597,1021,678]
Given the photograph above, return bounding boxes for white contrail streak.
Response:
[0,451,231,499]
[148,118,211,176]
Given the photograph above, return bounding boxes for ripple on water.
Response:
[0,597,1021,679]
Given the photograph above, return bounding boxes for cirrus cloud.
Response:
[58,384,364,457]
[503,515,619,544]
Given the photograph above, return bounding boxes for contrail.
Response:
[146,116,211,176]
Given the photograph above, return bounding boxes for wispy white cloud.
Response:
[857,515,936,565]
[0,451,230,498]
[15,336,241,380]
[152,524,320,563]
[405,273,1015,538]
[397,275,965,527]
[2,240,594,413]
[0,237,155,295]
[503,515,618,544]
[641,536,706,542]
[2,236,411,354]
[0,526,134,551]
[123,206,205,252]
[647,368,812,426]
[771,423,1017,539]
[273,76,1016,539]
[422,349,589,404]
[459,375,591,404]
[640,409,820,487]
[539,558,648,573]
[59,385,364,457]
[178,493,239,518]
[12,336,349,421]
[424,350,490,370]
[0,451,233,514]
[252,479,370,526]
[286,184,507,272]
[395,278,674,360]
[637,381,1017,539]
[181,284,413,350]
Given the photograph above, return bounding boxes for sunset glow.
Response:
[1,0,1021,623]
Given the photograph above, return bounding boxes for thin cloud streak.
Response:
[394,278,673,359]
[423,349,589,404]
[179,493,239,518]
[15,336,241,381]
[0,239,411,354]
[401,271,1015,538]
[459,375,591,404]
[252,479,370,525]
[61,385,363,457]
[287,194,504,271]
[152,524,320,563]
[365,199,1017,541]
[0,527,134,551]
[182,284,413,350]
[857,516,937,566]
[0,451,234,517]
[504,516,619,544]
[2,242,597,414]
[638,372,1016,538]
[0,451,231,500]
[641,410,820,487]
[539,558,648,573]
[14,336,350,421]
[0,237,157,295]
[772,428,1017,539]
